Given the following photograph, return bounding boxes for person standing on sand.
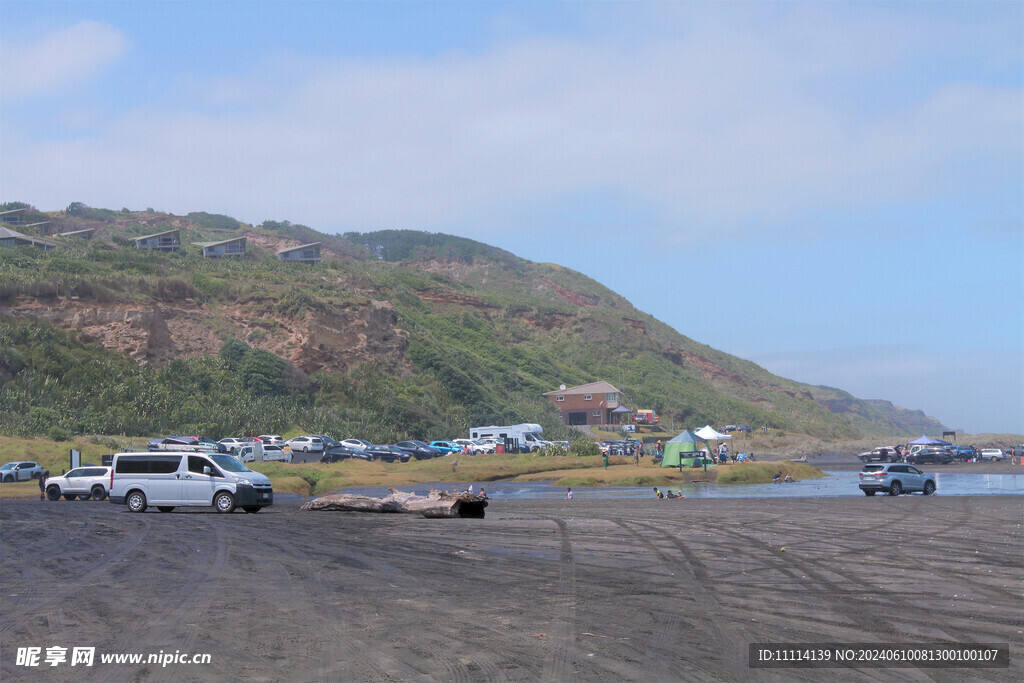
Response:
[603,453,609,469]
[38,470,47,501]
[566,487,573,500]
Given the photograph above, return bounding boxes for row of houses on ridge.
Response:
[0,222,321,264]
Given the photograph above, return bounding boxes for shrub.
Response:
[47,426,69,442]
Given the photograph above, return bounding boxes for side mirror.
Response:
[203,466,213,475]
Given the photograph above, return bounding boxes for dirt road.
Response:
[1,495,1021,681]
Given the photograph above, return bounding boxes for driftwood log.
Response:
[301,488,487,518]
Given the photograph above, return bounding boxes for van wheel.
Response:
[46,485,61,501]
[91,485,107,501]
[242,506,261,513]
[214,491,235,513]
[126,490,147,513]
[157,506,175,512]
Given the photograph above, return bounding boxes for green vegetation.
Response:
[0,205,948,448]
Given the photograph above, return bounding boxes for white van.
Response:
[109,452,273,514]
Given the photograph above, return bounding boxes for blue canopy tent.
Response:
[908,435,951,446]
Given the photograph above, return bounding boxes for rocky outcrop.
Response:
[2,297,409,373]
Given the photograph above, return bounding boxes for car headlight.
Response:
[236,477,253,486]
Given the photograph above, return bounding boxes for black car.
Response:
[312,435,341,450]
[321,445,370,463]
[394,440,442,460]
[367,445,411,463]
[907,448,954,465]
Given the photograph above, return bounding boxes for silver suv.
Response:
[45,466,112,501]
[0,461,44,482]
[858,463,936,496]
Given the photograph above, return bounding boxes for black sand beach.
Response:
[2,495,1021,681]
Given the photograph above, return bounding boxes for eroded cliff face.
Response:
[4,298,409,373]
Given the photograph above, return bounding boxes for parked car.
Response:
[906,448,954,465]
[0,461,44,482]
[394,440,442,460]
[367,445,411,463]
[311,435,341,449]
[261,445,292,463]
[258,435,284,445]
[858,447,902,463]
[858,463,936,496]
[340,439,372,451]
[429,440,462,455]
[110,451,273,513]
[978,448,1006,462]
[321,445,372,463]
[287,436,325,453]
[218,438,248,450]
[452,438,487,455]
[949,446,978,462]
[473,438,501,454]
[44,466,112,501]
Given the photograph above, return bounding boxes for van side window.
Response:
[150,456,182,474]
[189,456,222,477]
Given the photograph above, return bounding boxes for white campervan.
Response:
[109,452,273,514]
[468,423,550,452]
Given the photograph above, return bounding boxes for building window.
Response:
[592,411,601,417]
[556,396,564,402]
[606,392,618,402]
[583,395,592,401]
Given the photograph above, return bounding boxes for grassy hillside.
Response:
[0,203,947,442]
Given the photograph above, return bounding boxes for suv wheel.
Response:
[888,480,903,496]
[923,481,935,495]
[91,485,107,501]
[46,485,61,501]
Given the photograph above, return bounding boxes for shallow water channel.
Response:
[341,471,1024,501]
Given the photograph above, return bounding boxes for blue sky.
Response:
[2,1,1021,434]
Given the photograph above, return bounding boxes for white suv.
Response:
[979,448,1006,462]
[45,466,112,501]
[286,436,324,453]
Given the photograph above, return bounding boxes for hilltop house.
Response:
[193,236,246,259]
[544,381,623,426]
[277,242,321,265]
[0,226,57,251]
[58,227,96,240]
[135,229,181,252]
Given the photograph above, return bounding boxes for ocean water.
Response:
[338,471,1024,500]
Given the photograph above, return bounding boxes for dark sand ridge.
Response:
[1,495,1020,681]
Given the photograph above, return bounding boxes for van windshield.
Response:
[210,454,252,473]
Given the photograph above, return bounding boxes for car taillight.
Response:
[875,472,885,476]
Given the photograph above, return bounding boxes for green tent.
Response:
[661,430,712,468]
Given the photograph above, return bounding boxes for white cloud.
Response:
[1,5,1019,241]
[1,20,127,99]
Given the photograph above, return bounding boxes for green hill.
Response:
[0,203,947,442]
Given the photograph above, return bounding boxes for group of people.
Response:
[772,471,795,483]
[652,487,685,499]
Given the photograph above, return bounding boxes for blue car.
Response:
[429,441,462,455]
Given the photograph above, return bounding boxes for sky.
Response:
[1,1,1021,435]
